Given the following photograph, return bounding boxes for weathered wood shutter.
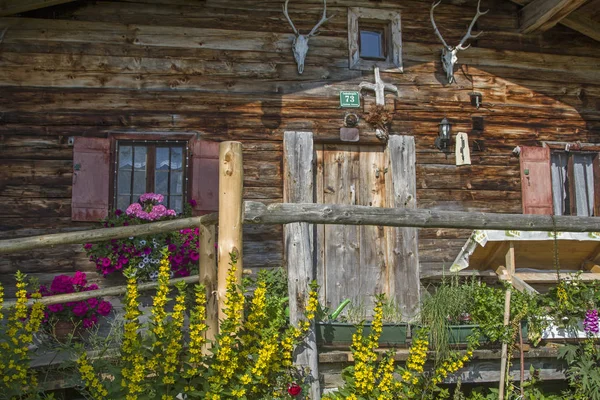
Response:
[520,146,553,215]
[190,139,220,215]
[72,137,111,221]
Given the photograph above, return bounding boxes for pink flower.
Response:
[168,244,177,252]
[83,315,98,328]
[189,199,198,207]
[126,202,142,216]
[72,302,89,317]
[87,298,99,308]
[584,309,599,334]
[139,193,164,204]
[50,275,74,294]
[97,301,112,316]
[166,209,176,217]
[48,304,64,313]
[114,209,123,216]
[72,271,87,287]
[190,251,199,261]
[86,284,99,291]
[84,243,93,250]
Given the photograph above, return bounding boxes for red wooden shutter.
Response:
[190,139,220,215]
[72,137,111,221]
[520,146,553,215]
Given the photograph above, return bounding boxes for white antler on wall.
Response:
[283,0,334,74]
[430,0,489,84]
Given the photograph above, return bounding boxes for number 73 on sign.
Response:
[340,91,360,108]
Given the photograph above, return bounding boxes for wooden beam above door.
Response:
[520,0,588,33]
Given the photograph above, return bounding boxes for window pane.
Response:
[156,147,170,171]
[155,171,169,195]
[118,170,132,196]
[133,171,146,196]
[360,30,383,59]
[170,171,183,195]
[170,195,183,214]
[171,147,183,171]
[134,146,147,171]
[117,195,131,211]
[573,153,595,216]
[551,153,568,215]
[119,146,133,170]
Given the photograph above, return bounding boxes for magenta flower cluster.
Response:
[126,193,177,221]
[39,272,112,329]
[584,309,599,334]
[84,193,199,281]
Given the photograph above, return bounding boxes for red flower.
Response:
[287,383,301,396]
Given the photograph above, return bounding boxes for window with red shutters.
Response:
[71,136,219,221]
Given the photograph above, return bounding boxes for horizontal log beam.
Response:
[0,213,217,254]
[2,274,200,308]
[0,0,78,17]
[520,0,588,33]
[244,201,600,232]
[515,272,600,283]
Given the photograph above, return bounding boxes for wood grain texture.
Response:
[519,0,589,33]
[282,131,320,400]
[385,136,420,320]
[0,0,598,286]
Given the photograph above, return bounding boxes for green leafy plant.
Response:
[420,277,477,362]
[77,251,318,399]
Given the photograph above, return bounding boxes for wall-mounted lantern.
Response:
[435,117,452,151]
[470,92,483,109]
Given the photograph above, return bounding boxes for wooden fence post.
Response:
[386,135,420,321]
[199,223,217,350]
[283,131,321,399]
[217,141,244,324]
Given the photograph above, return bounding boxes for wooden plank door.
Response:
[315,144,389,315]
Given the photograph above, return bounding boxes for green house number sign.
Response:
[340,91,360,108]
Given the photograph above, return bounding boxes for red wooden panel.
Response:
[72,137,111,221]
[190,139,219,215]
[520,146,553,215]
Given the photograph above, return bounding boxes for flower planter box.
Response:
[316,322,408,347]
[447,325,486,344]
[541,319,598,340]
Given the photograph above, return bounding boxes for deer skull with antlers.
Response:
[430,0,488,84]
[283,0,334,74]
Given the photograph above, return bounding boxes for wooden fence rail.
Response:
[0,213,218,255]
[2,202,600,256]
[2,275,200,308]
[243,201,600,232]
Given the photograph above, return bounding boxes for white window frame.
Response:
[348,7,402,72]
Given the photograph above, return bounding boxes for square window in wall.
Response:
[348,8,402,71]
[115,141,188,214]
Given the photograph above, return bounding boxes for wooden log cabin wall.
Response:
[0,0,599,298]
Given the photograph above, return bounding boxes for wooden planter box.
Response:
[316,322,408,347]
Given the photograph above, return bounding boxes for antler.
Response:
[307,0,334,37]
[456,0,489,50]
[283,0,299,35]
[430,1,450,49]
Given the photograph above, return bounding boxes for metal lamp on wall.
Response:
[435,117,452,151]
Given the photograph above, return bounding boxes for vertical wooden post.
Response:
[385,135,420,321]
[498,288,512,400]
[283,131,320,399]
[199,223,217,351]
[217,141,244,324]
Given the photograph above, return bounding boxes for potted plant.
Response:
[316,296,408,347]
[38,271,112,340]
[84,193,200,281]
[540,276,600,340]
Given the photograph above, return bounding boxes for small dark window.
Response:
[359,29,385,59]
[359,23,387,60]
[115,141,188,214]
